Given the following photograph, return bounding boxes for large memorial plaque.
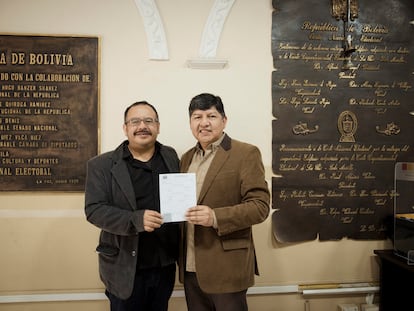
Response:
[0,35,99,191]
[271,0,414,241]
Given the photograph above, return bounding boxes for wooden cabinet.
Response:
[374,249,414,311]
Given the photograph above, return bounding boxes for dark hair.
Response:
[124,101,159,122]
[188,93,226,118]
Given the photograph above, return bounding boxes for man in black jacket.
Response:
[85,101,180,311]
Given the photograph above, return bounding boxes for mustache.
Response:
[134,129,152,135]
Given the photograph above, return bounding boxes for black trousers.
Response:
[184,272,248,311]
[106,264,176,311]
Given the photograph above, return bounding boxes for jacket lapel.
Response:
[183,135,233,204]
[111,160,137,210]
[198,146,230,203]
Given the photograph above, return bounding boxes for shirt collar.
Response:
[195,132,225,153]
[123,141,160,160]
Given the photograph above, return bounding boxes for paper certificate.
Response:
[159,173,196,222]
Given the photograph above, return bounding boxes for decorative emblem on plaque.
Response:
[338,110,357,142]
[332,0,359,71]
[331,0,358,21]
[292,121,319,135]
[376,122,401,136]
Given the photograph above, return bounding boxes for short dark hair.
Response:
[124,101,159,122]
[188,93,226,118]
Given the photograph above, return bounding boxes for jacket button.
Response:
[131,250,136,256]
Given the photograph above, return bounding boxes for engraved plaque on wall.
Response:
[0,35,99,191]
[271,0,414,242]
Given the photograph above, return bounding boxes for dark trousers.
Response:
[184,272,248,311]
[106,264,176,311]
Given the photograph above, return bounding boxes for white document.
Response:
[159,173,196,222]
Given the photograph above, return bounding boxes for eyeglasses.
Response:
[125,117,158,126]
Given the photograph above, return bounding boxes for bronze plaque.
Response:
[0,34,99,191]
[271,0,414,241]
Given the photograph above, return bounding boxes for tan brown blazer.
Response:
[179,134,270,294]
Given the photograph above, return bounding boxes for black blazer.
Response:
[84,140,180,299]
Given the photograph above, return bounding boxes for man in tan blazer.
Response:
[179,93,270,311]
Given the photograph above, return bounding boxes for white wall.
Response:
[0,1,390,310]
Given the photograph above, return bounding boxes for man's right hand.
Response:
[143,210,163,232]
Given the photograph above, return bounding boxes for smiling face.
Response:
[190,106,227,150]
[123,104,160,152]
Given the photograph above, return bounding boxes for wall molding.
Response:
[133,0,169,60]
[132,0,236,63]
[0,209,83,218]
[199,0,236,58]
[0,284,381,304]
